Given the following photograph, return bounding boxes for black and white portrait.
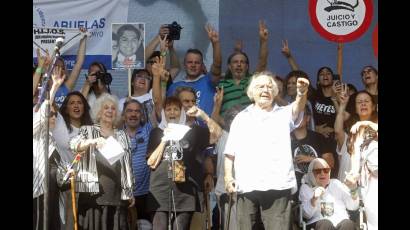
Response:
[112,23,145,69]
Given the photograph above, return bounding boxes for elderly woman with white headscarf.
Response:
[299,158,359,230]
[70,93,134,230]
[146,95,221,230]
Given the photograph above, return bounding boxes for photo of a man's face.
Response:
[112,23,145,69]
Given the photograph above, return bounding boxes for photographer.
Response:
[81,62,113,107]
[145,24,181,81]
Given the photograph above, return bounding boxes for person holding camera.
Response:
[224,71,309,229]
[145,24,181,81]
[113,24,144,69]
[81,62,113,107]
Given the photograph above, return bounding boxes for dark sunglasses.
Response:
[313,168,330,175]
[49,111,58,117]
[146,60,157,65]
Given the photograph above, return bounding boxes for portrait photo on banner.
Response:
[112,23,145,69]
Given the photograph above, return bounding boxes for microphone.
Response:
[54,37,64,52]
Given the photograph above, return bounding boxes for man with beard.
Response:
[217,21,269,117]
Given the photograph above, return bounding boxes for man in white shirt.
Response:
[224,71,309,229]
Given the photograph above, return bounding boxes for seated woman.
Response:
[69,93,134,230]
[299,158,358,230]
[347,121,378,230]
[145,96,221,230]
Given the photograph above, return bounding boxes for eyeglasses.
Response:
[136,75,152,81]
[313,168,330,175]
[49,111,58,117]
[361,69,373,76]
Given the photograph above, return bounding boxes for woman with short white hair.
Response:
[70,93,134,230]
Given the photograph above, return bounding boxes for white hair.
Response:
[91,93,121,125]
[246,71,279,102]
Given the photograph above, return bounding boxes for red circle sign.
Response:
[309,0,373,43]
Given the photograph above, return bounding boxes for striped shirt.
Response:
[70,125,134,200]
[33,101,57,198]
[125,122,153,196]
[218,77,251,115]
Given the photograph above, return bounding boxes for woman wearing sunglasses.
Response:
[299,158,358,230]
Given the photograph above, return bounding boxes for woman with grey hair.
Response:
[70,93,134,230]
[299,158,358,230]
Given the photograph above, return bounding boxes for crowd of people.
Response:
[33,22,378,230]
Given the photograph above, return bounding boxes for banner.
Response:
[33,27,89,58]
[33,0,130,69]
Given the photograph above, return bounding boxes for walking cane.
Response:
[225,193,233,230]
[70,171,78,230]
[205,192,211,230]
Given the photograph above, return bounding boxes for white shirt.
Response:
[215,130,229,196]
[336,133,351,182]
[52,112,80,165]
[299,179,359,226]
[118,89,153,113]
[224,103,303,193]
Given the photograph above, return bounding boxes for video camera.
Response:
[86,71,112,85]
[164,21,183,41]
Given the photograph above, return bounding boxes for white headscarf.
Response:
[158,107,187,130]
[304,158,331,187]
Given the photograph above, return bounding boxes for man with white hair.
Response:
[223,71,309,229]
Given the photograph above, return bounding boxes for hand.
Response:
[159,34,168,53]
[51,65,66,87]
[313,186,325,199]
[344,171,359,190]
[128,197,135,208]
[350,121,378,134]
[147,148,163,169]
[86,74,97,84]
[151,56,166,78]
[79,27,87,33]
[159,25,170,39]
[36,48,51,68]
[225,178,236,193]
[204,174,214,194]
[89,137,106,149]
[296,78,310,96]
[205,23,219,43]
[281,40,291,58]
[316,124,334,138]
[214,86,224,106]
[258,20,269,41]
[186,106,205,119]
[295,155,314,164]
[338,84,350,106]
[332,80,342,95]
[234,40,243,52]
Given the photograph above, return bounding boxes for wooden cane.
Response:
[128,68,132,98]
[225,193,233,230]
[70,172,78,230]
[206,192,211,230]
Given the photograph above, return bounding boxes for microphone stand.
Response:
[34,46,61,230]
[165,140,181,230]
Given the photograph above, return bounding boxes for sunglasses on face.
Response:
[313,168,330,175]
[49,111,58,118]
[146,60,157,65]
[136,75,152,81]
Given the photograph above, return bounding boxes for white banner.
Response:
[33,0,130,69]
[33,27,89,56]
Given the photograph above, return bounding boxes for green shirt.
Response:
[218,76,252,115]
